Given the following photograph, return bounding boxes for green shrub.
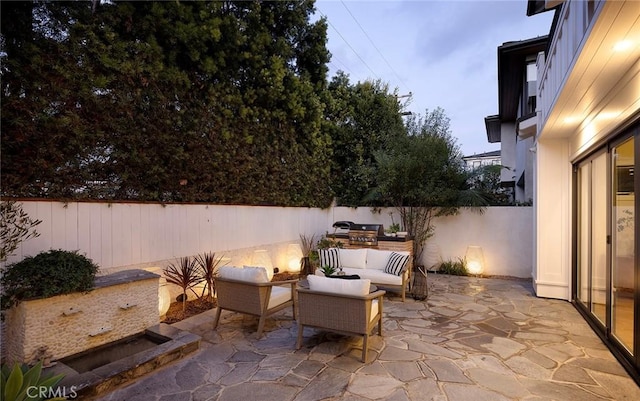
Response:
[1,249,100,310]
[1,360,65,401]
[438,257,468,276]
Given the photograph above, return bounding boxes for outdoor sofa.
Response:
[316,247,411,301]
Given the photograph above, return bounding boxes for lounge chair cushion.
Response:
[268,286,293,309]
[218,266,269,283]
[338,248,367,269]
[307,274,370,296]
[243,265,274,281]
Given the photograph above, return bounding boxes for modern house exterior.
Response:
[487,0,640,381]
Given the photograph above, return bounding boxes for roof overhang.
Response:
[539,1,640,142]
[485,115,501,143]
[527,0,563,16]
[497,36,548,122]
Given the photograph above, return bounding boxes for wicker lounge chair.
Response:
[213,267,298,337]
[296,276,385,362]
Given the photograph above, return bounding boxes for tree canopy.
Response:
[1,0,487,218]
[371,108,488,263]
[1,0,333,206]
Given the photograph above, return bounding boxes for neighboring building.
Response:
[485,36,547,204]
[487,0,640,382]
[462,150,501,170]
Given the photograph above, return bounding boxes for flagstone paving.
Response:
[96,274,640,401]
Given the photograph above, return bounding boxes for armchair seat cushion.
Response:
[268,285,293,309]
[307,274,370,296]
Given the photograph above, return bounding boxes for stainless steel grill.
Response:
[348,224,384,247]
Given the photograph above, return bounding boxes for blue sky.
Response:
[313,0,554,156]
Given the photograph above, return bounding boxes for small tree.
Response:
[164,257,203,313]
[194,252,225,301]
[371,108,488,266]
[0,201,41,262]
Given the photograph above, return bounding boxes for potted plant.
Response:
[299,234,315,276]
[319,265,337,277]
[385,223,400,237]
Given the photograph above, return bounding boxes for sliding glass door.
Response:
[576,151,608,326]
[612,137,635,353]
[574,127,638,371]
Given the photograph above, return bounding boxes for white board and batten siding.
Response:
[8,201,532,278]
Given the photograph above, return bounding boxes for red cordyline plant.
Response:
[194,251,226,301]
[164,256,203,312]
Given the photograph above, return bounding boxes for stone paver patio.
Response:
[96,274,640,400]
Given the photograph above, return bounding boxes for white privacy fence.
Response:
[7,201,533,278]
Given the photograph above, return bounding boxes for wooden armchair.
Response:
[296,276,385,362]
[213,267,298,338]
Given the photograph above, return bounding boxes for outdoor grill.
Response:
[348,224,384,247]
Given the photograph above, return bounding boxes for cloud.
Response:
[412,1,529,65]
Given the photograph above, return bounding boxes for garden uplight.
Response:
[465,246,485,276]
[287,243,303,272]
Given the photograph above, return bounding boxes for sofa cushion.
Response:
[366,249,392,271]
[318,248,340,269]
[218,266,270,283]
[307,274,370,296]
[339,248,367,269]
[342,268,403,286]
[384,252,410,276]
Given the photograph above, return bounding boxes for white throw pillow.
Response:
[307,274,370,296]
[338,248,367,269]
[218,266,269,283]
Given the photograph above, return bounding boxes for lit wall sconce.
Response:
[251,249,274,279]
[465,246,485,276]
[287,243,303,272]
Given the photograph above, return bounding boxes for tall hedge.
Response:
[1,1,333,207]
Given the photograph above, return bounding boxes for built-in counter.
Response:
[327,233,414,255]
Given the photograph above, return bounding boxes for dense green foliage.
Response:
[0,250,100,310]
[1,1,332,206]
[371,108,488,264]
[1,0,488,216]
[324,73,406,206]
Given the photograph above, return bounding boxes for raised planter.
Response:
[3,269,161,365]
